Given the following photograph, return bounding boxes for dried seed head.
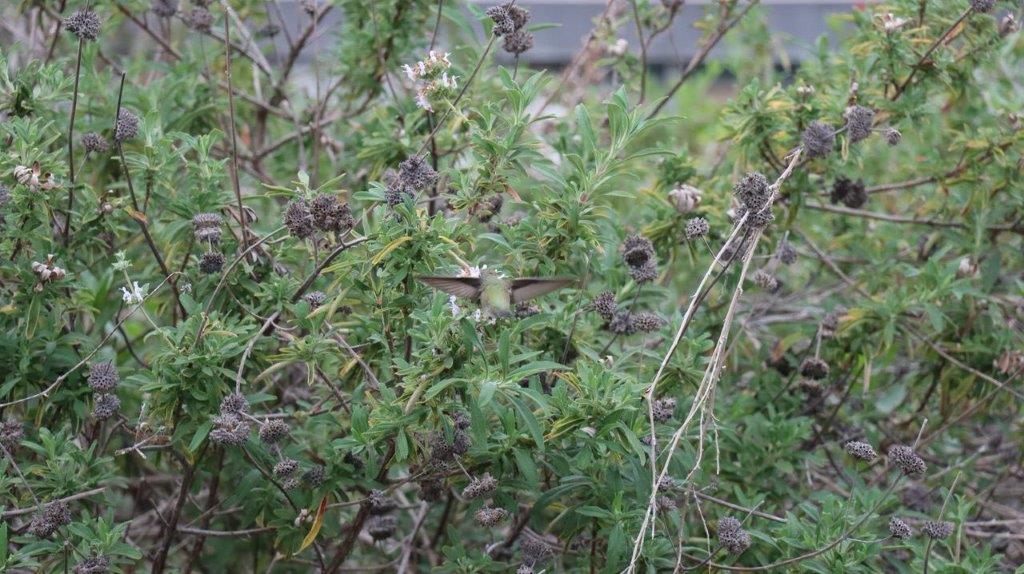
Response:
[453,429,471,455]
[753,270,781,293]
[655,495,678,512]
[799,357,830,380]
[259,420,290,445]
[220,392,250,414]
[820,312,841,338]
[193,212,223,243]
[151,0,179,17]
[777,240,797,265]
[516,566,534,574]
[717,517,752,555]
[971,0,996,12]
[633,311,666,333]
[830,176,867,209]
[367,514,397,541]
[923,520,954,539]
[369,490,396,515]
[304,291,327,309]
[114,110,140,143]
[630,259,658,284]
[399,156,438,191]
[87,361,120,392]
[883,127,902,146]
[503,29,535,55]
[669,184,703,214]
[736,205,775,229]
[284,199,315,239]
[844,105,876,142]
[590,291,618,320]
[384,180,410,207]
[1,419,25,450]
[844,440,878,462]
[282,477,301,490]
[520,536,554,566]
[419,478,445,502]
[462,473,499,499]
[618,231,651,268]
[184,7,214,31]
[64,9,102,41]
[29,501,72,538]
[888,445,927,477]
[888,516,913,540]
[609,310,637,335]
[274,458,299,477]
[199,251,225,275]
[802,121,835,158]
[210,413,251,446]
[507,4,530,29]
[310,194,354,234]
[652,397,677,422]
[302,465,327,487]
[685,216,709,239]
[92,393,121,420]
[453,411,471,430]
[733,172,770,211]
[514,301,541,318]
[486,5,515,36]
[74,555,111,574]
[81,132,109,154]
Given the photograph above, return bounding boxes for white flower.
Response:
[880,13,908,32]
[440,72,458,90]
[415,87,433,112]
[608,38,629,57]
[668,184,702,214]
[121,281,148,305]
[461,265,482,278]
[449,295,461,317]
[472,309,483,322]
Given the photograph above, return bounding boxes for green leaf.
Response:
[510,396,544,449]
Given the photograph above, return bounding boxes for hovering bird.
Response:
[418,269,574,319]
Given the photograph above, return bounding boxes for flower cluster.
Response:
[29,501,72,539]
[733,172,774,229]
[210,393,252,447]
[621,233,658,283]
[385,156,439,207]
[830,176,867,209]
[717,516,752,555]
[64,8,102,42]
[844,440,878,462]
[487,3,534,55]
[403,51,458,113]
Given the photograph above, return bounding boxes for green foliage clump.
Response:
[0,0,1021,572]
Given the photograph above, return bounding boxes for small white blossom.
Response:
[449,295,461,316]
[608,38,629,57]
[121,281,148,305]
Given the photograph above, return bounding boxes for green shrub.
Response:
[1,0,1021,571]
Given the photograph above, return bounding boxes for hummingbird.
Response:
[418,269,574,319]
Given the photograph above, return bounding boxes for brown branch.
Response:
[647,0,760,119]
[324,440,397,573]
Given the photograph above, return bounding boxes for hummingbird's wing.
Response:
[510,278,575,303]
[418,276,482,301]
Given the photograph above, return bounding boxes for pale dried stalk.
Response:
[627,150,802,573]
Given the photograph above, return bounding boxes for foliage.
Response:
[0,0,1022,571]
